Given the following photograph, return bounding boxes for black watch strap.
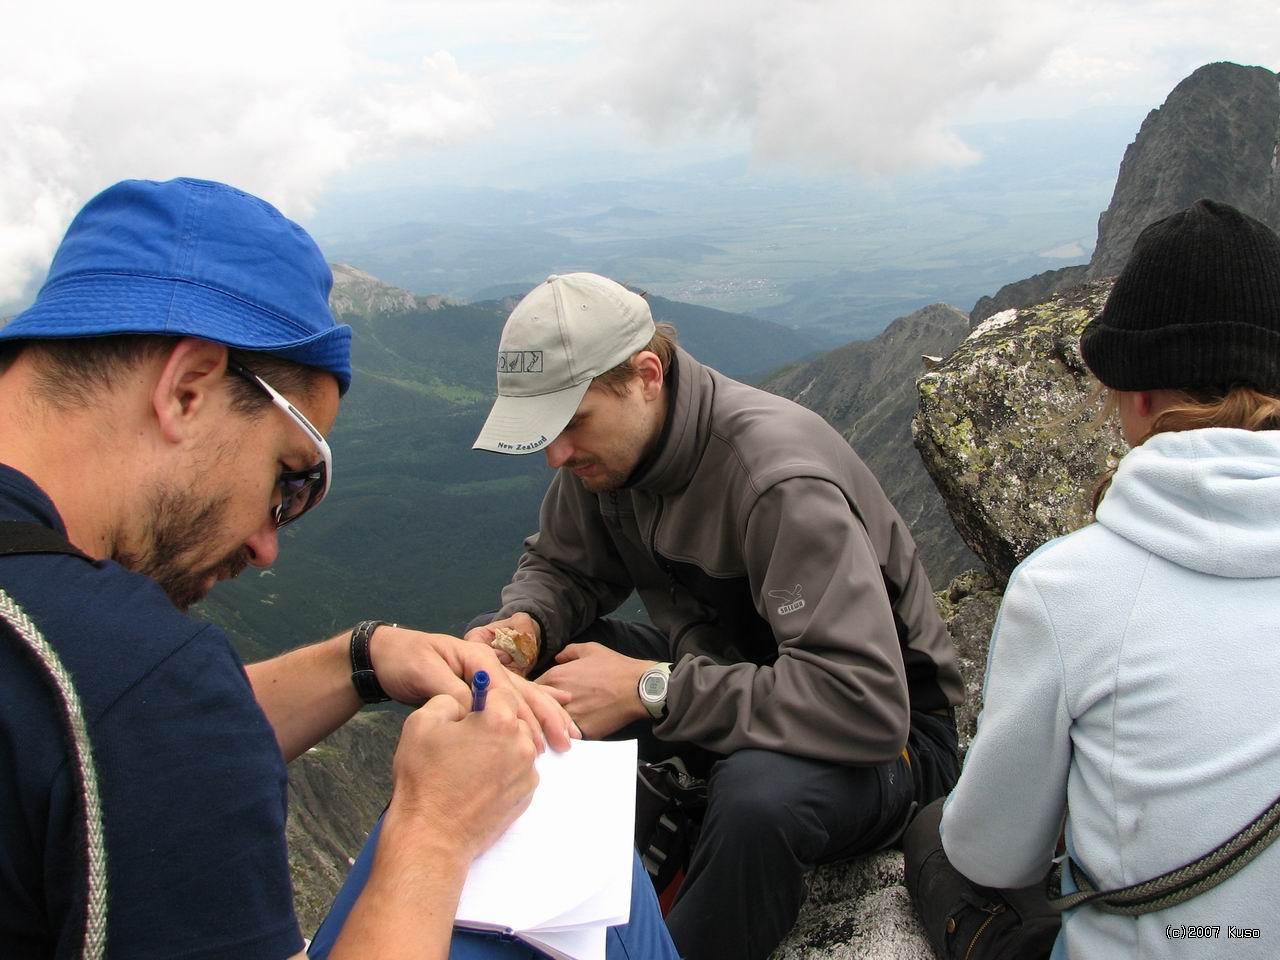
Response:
[350,620,391,704]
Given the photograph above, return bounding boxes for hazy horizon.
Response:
[4,2,1278,337]
[301,104,1137,338]
[3,102,1137,340]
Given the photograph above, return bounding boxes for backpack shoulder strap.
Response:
[0,527,107,957]
[0,521,91,561]
[1051,793,1280,915]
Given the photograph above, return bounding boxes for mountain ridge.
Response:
[970,60,1280,324]
[1087,61,1280,280]
[277,58,1280,957]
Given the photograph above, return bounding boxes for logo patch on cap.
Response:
[499,350,543,374]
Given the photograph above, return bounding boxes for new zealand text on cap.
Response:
[473,273,655,454]
[0,177,353,394]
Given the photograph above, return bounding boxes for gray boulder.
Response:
[932,572,1002,754]
[969,265,1088,328]
[912,280,1125,585]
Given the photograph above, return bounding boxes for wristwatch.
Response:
[638,662,673,719]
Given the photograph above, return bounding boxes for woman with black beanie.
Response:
[907,199,1280,959]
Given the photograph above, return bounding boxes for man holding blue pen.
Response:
[311,669,680,960]
[0,180,676,960]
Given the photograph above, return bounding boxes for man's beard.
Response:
[572,461,630,493]
[113,486,249,611]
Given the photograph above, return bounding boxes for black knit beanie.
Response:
[1080,198,1280,392]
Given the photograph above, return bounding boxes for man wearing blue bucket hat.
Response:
[0,178,672,960]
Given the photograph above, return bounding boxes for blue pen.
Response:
[471,670,490,712]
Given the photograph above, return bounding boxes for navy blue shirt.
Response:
[0,466,302,959]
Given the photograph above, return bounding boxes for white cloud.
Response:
[577,0,1061,174]
[3,0,1278,303]
[567,0,1280,171]
[1040,241,1089,260]
[0,0,491,302]
[1046,1,1279,99]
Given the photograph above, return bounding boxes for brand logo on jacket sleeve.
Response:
[768,584,806,615]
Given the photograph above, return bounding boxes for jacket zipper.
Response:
[647,495,664,552]
[646,497,680,604]
[643,495,713,648]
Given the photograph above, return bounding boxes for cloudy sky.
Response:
[3,0,1277,304]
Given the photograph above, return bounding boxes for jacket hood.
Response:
[1097,427,1280,578]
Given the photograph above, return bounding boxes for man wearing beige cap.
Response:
[467,273,965,960]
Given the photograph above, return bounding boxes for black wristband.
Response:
[350,620,391,704]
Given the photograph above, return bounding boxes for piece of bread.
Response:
[490,626,538,669]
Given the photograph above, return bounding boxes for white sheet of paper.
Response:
[520,925,605,960]
[455,738,637,951]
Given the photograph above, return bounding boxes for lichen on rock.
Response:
[771,853,934,960]
[912,280,1126,585]
[934,571,1002,753]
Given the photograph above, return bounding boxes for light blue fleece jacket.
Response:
[941,428,1280,959]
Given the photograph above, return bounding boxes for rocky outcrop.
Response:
[931,572,1002,753]
[969,265,1088,327]
[288,710,402,934]
[942,60,1279,580]
[763,304,978,586]
[966,61,1280,322]
[1087,62,1280,280]
[912,281,1126,585]
[773,853,934,960]
[329,263,457,317]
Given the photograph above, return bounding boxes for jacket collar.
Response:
[627,347,712,495]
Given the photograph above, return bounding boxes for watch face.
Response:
[641,672,668,700]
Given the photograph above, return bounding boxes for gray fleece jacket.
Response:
[499,347,963,764]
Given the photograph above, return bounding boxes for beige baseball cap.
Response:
[473,273,656,454]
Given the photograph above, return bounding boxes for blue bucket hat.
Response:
[0,177,352,394]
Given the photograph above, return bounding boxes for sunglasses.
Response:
[227,361,333,528]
